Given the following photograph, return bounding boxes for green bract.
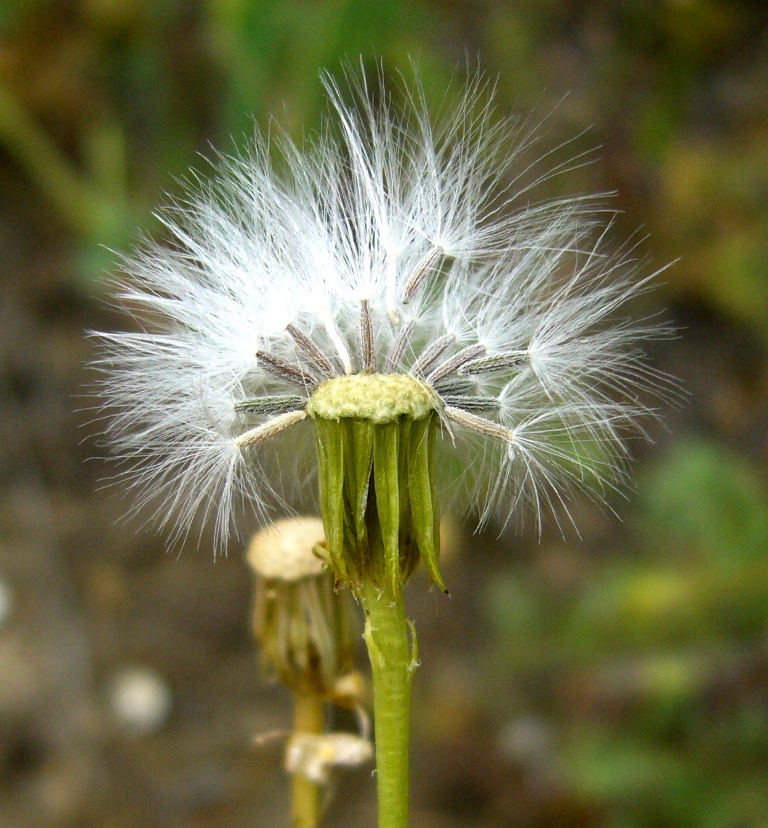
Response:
[309,375,444,597]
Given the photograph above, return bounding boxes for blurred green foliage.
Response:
[0,0,454,282]
[640,439,768,565]
[206,0,450,140]
[483,438,768,826]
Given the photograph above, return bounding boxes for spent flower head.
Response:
[93,65,673,569]
[246,517,359,698]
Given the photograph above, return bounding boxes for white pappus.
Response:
[92,65,675,553]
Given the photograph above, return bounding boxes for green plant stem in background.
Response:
[291,692,326,828]
[360,580,416,828]
[0,81,128,240]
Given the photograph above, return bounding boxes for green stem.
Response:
[291,692,325,828]
[360,581,415,828]
[0,80,128,239]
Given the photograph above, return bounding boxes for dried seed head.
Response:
[248,518,358,697]
[246,517,326,581]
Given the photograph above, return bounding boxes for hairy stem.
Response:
[291,692,326,828]
[360,580,415,828]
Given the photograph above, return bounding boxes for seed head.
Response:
[91,64,675,554]
[247,517,326,581]
[247,518,358,697]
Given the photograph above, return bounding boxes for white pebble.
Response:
[108,667,172,735]
[497,714,553,768]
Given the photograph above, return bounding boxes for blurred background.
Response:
[1,1,767,826]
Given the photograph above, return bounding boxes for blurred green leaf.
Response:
[638,439,768,564]
[205,0,449,144]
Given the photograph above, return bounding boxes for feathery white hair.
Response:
[91,64,675,553]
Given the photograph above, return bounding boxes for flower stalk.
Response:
[360,580,416,828]
[291,692,326,828]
